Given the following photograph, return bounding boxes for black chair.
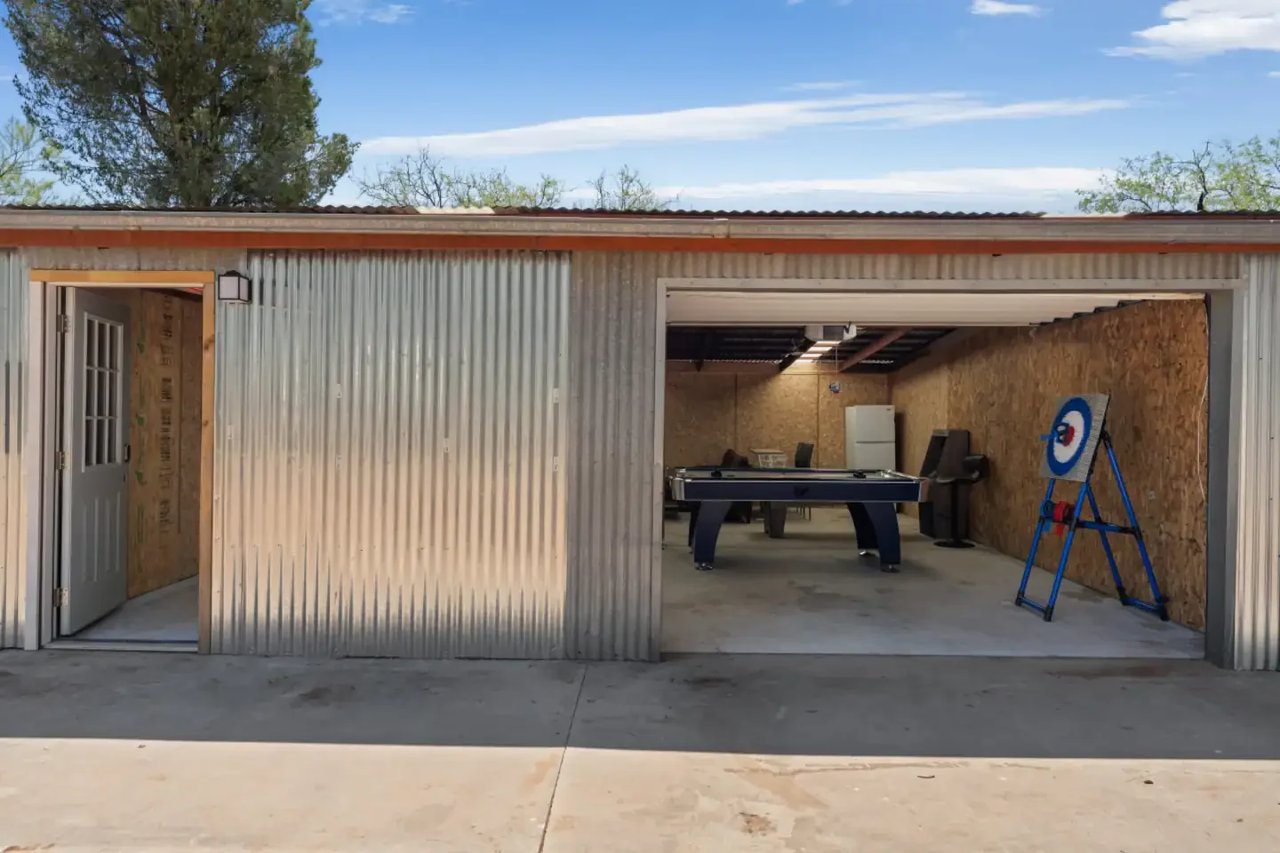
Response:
[794,442,815,469]
[720,449,754,523]
[791,441,816,521]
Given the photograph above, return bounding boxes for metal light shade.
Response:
[217,270,252,303]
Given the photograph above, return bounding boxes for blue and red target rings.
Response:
[1046,396,1093,478]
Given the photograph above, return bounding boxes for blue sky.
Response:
[3,0,1279,211]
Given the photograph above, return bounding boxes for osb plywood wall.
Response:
[891,361,952,518]
[889,300,1208,628]
[89,289,202,599]
[665,364,889,469]
[130,293,203,599]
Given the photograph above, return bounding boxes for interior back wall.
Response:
[665,364,889,469]
[890,300,1208,629]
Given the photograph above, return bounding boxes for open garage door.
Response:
[660,286,1208,660]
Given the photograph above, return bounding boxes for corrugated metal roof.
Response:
[4,203,1279,220]
[0,203,428,215]
[493,207,1050,219]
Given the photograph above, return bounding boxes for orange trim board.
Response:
[4,228,1278,256]
[29,269,214,286]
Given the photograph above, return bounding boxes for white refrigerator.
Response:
[845,405,897,470]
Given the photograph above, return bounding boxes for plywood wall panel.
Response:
[664,365,889,469]
[665,373,737,467]
[889,361,951,517]
[890,300,1208,628]
[178,297,202,586]
[736,373,818,462]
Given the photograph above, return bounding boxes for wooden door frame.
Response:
[24,270,216,652]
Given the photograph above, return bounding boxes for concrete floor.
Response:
[663,509,1204,658]
[1,652,1278,851]
[74,576,198,643]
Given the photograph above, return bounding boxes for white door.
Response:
[60,289,130,635]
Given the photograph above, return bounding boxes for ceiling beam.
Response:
[839,328,911,372]
[777,332,816,372]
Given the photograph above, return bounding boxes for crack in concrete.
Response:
[537,663,589,853]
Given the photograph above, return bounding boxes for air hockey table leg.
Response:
[848,502,902,572]
[690,501,732,571]
[762,502,788,539]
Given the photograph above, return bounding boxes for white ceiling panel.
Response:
[665,291,1198,327]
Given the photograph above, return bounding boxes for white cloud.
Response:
[312,0,413,25]
[1110,1,1280,59]
[971,0,1044,16]
[363,93,1129,158]
[1270,70,1280,76]
[649,167,1106,201]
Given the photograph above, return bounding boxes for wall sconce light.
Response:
[217,270,253,304]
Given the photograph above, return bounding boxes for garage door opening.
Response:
[39,276,209,651]
[660,288,1208,659]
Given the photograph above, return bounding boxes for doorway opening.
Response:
[659,287,1210,660]
[42,275,210,650]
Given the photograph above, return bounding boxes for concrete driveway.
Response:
[1,652,1278,851]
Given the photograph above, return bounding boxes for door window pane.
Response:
[80,314,124,468]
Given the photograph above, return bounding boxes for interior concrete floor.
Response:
[73,576,198,643]
[2,652,1278,851]
[663,508,1204,658]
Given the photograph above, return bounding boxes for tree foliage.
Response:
[0,117,59,204]
[587,165,672,211]
[1079,135,1280,213]
[357,148,566,208]
[358,148,673,210]
[3,0,356,207]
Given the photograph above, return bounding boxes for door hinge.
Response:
[56,314,70,334]
[55,449,67,471]
[54,586,68,607]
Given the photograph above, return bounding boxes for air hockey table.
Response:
[668,467,929,572]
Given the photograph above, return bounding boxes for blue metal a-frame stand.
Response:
[1015,430,1170,623]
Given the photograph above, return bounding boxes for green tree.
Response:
[0,117,59,204]
[3,0,355,207]
[357,148,566,208]
[587,164,674,211]
[1079,135,1280,213]
[358,149,674,210]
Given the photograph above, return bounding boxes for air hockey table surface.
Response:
[669,467,926,502]
[669,467,928,572]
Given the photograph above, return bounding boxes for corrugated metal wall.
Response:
[565,250,1241,662]
[646,251,1241,280]
[212,251,568,658]
[1232,256,1280,669]
[2,244,1272,666]
[566,254,662,660]
[0,252,26,648]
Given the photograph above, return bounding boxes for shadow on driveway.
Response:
[1,650,1277,760]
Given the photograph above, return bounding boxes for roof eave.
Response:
[1,209,1279,254]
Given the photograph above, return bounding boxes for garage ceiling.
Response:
[666,326,953,373]
[665,291,1197,327]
